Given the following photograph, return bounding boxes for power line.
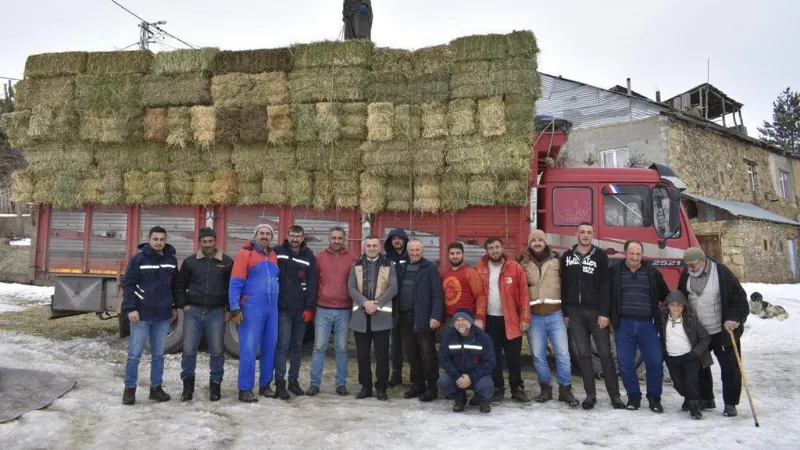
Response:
[0,76,21,81]
[116,41,141,51]
[110,0,197,50]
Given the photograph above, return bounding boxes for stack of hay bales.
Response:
[6,30,540,213]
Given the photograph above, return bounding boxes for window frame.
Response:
[599,147,629,168]
[601,184,651,228]
[746,163,756,191]
[779,170,790,199]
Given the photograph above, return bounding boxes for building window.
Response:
[600,148,629,168]
[746,162,757,192]
[779,170,791,199]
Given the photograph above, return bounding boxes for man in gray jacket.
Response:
[348,235,398,401]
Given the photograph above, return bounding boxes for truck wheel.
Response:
[118,313,130,339]
[145,309,184,354]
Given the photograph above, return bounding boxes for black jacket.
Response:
[609,261,670,330]
[439,325,496,385]
[175,250,234,310]
[394,257,444,332]
[121,243,179,321]
[560,244,610,318]
[659,304,713,368]
[274,240,318,311]
[678,257,749,346]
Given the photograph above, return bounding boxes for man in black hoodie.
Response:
[561,222,623,410]
[384,228,409,387]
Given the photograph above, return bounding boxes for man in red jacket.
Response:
[441,242,485,330]
[307,226,358,396]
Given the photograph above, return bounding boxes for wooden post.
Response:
[698,89,703,115]
[705,86,710,119]
[733,108,739,127]
[739,110,744,131]
[721,94,727,127]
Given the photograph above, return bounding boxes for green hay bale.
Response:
[267,105,293,145]
[24,143,94,172]
[215,48,292,74]
[15,77,75,110]
[359,173,386,213]
[166,107,192,148]
[421,102,448,139]
[24,52,87,79]
[143,172,169,205]
[291,40,374,69]
[496,177,529,206]
[214,107,239,144]
[316,102,342,144]
[80,172,124,205]
[372,48,414,76]
[411,45,453,76]
[407,71,450,104]
[361,141,412,177]
[285,170,312,207]
[85,50,153,75]
[190,106,215,147]
[394,105,422,141]
[168,171,194,204]
[288,67,368,103]
[505,95,537,139]
[448,99,477,136]
[265,145,297,172]
[211,72,289,107]
[440,174,469,212]
[386,178,413,211]
[52,172,84,208]
[0,111,30,147]
[236,172,262,205]
[296,143,328,171]
[312,171,334,209]
[490,58,540,97]
[445,136,488,175]
[468,175,496,206]
[299,140,362,172]
[143,108,169,143]
[208,145,233,169]
[413,176,441,212]
[140,74,211,107]
[211,170,237,204]
[487,138,530,177]
[292,104,317,142]
[451,61,500,99]
[189,172,213,206]
[367,102,394,142]
[364,71,409,104]
[341,103,367,140]
[32,176,54,204]
[232,144,295,175]
[411,139,446,176]
[239,106,268,143]
[11,171,36,204]
[506,30,539,59]
[95,144,135,172]
[153,48,218,75]
[260,172,287,205]
[478,96,507,137]
[333,171,360,209]
[28,105,79,141]
[169,147,206,172]
[79,108,142,143]
[449,34,508,62]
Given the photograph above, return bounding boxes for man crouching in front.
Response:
[437,309,496,413]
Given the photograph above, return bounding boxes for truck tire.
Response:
[144,309,184,354]
[118,313,130,339]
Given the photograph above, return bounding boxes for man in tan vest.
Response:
[518,230,579,406]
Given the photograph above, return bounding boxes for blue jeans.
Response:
[238,305,279,391]
[527,310,572,386]
[437,372,495,402]
[310,307,352,388]
[180,306,225,382]
[615,318,663,399]
[125,319,170,388]
[274,309,307,383]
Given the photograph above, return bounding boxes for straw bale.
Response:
[447,99,477,136]
[153,48,218,75]
[28,105,79,141]
[166,107,192,148]
[232,144,295,175]
[191,172,214,206]
[52,172,84,209]
[168,171,194,205]
[312,171,334,209]
[440,174,469,212]
[413,176,441,212]
[490,58,539,96]
[79,108,142,143]
[451,61,500,99]
[421,102,448,139]
[505,95,537,139]
[385,178,413,211]
[236,172,262,205]
[0,111,30,147]
[214,107,240,144]
[260,172,287,205]
[24,52,87,79]
[411,139,446,176]
[285,170,313,206]
[11,171,35,204]
[394,105,422,141]
[449,34,508,62]
[332,171,360,209]
[75,74,142,110]
[367,102,394,142]
[372,48,414,76]
[506,30,539,59]
[215,48,292,74]
[486,138,530,177]
[406,71,450,104]
[291,40,374,69]
[410,45,453,76]
[361,141,412,177]
[359,173,386,213]
[445,136,489,175]
[292,104,317,142]
[267,105,293,144]
[211,72,289,107]
[85,50,153,75]
[211,170,238,204]
[316,102,342,144]
[15,77,74,110]
[24,143,94,172]
[468,175,496,206]
[295,143,328,171]
[140,74,211,107]
[32,177,54,205]
[495,178,529,206]
[364,71,409,104]
[80,171,124,205]
[239,106,269,143]
[190,106,216,147]
[288,67,368,103]
[341,103,367,140]
[143,108,168,143]
[478,96,507,137]
[94,144,134,172]
[208,145,233,169]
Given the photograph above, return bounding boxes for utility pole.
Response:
[138,20,166,50]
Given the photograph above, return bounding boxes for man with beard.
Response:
[678,247,748,417]
[441,242,485,330]
[384,228,409,387]
[475,237,531,405]
[561,222,624,410]
[518,230,578,406]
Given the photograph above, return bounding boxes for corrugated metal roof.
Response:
[683,193,800,226]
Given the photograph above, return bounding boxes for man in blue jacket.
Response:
[272,225,317,400]
[384,228,409,387]
[121,226,179,405]
[438,309,496,413]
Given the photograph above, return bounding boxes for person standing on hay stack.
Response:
[384,228,410,388]
[229,224,281,403]
[348,235,398,401]
[175,227,234,403]
[272,225,318,400]
[342,0,372,40]
[121,226,179,406]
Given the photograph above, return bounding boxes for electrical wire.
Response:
[110,0,198,49]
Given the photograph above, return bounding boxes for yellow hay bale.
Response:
[208,145,233,169]
[341,103,367,140]
[211,72,289,107]
[191,172,214,206]
[447,99,477,136]
[267,105,293,144]
[123,171,146,204]
[285,170,312,206]
[288,67,368,103]
[316,102,342,144]
[79,108,141,143]
[394,105,422,141]
[407,71,450,104]
[411,45,453,76]
[139,73,211,107]
[238,106,268,143]
[297,140,362,172]
[413,176,441,212]
[291,40,374,69]
[153,48,218,75]
[85,50,153,75]
[143,108,168,143]
[505,95,536,139]
[190,106,216,148]
[236,172,262,205]
[468,175,496,206]
[478,96,507,137]
[11,171,36,204]
[386,179,413,211]
[169,171,194,205]
[168,147,206,172]
[75,74,142,110]
[359,173,386,213]
[166,107,192,148]
[421,102,447,139]
[440,174,469,212]
[211,170,237,204]
[32,177,54,205]
[411,139,446,176]
[361,141,412,177]
[260,172,287,205]
[312,171,334,209]
[372,48,414,77]
[445,136,489,175]
[367,102,394,142]
[144,172,170,205]
[487,138,530,177]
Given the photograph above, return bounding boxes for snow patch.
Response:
[9,238,31,246]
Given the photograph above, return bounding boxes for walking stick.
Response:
[727,328,760,427]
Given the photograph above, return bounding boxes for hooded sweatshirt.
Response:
[560,244,610,318]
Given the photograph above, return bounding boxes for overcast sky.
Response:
[2,0,797,136]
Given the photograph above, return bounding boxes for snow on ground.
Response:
[0,283,52,313]
[8,238,31,246]
[0,282,798,449]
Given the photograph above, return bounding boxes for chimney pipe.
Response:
[656,90,661,102]
[626,78,631,95]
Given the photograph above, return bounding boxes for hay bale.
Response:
[215,48,292,74]
[79,108,141,143]
[505,95,536,139]
[312,171,334,209]
[211,72,289,107]
[95,144,136,172]
[421,102,448,139]
[296,143,328,171]
[487,138,530,177]
[166,107,192,148]
[211,170,237,204]
[0,111,30,147]
[478,96,507,137]
[363,71,409,104]
[267,105,293,144]
[440,174,469,212]
[386,178,413,211]
[168,171,194,205]
[28,105,79,141]
[468,175,496,206]
[411,45,453,76]
[372,48,414,76]
[24,52,87,78]
[191,172,214,206]
[496,178,529,206]
[285,170,312,206]
[299,140,362,172]
[451,61,498,99]
[81,172,124,205]
[341,103,367,140]
[291,40,373,69]
[15,77,74,110]
[448,99,477,136]
[168,147,207,172]
[407,71,450,104]
[85,50,153,75]
[236,172,262,205]
[153,48,218,75]
[288,67,368,103]
[445,136,488,175]
[449,34,508,62]
[24,143,94,172]
[75,74,142,110]
[394,105,422,141]
[51,172,84,208]
[232,144,295,175]
[359,173,386,213]
[260,172,287,205]
[411,139,446,176]
[490,58,539,97]
[361,141,412,177]
[413,176,441,212]
[239,106,268,143]
[367,103,394,142]
[208,145,233,169]
[214,107,239,144]
[32,177,54,205]
[316,102,342,144]
[190,106,215,147]
[333,171,360,209]
[143,108,169,143]
[140,74,211,107]
[11,171,35,204]
[506,31,539,59]
[292,104,317,142]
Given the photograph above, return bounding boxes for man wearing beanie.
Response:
[175,227,233,402]
[229,223,281,403]
[678,247,748,417]
[518,229,579,406]
[437,308,495,413]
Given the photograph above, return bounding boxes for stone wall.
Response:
[561,116,670,167]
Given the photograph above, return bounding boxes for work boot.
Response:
[356,386,373,399]
[180,376,195,402]
[582,395,597,410]
[626,396,641,411]
[403,383,426,399]
[558,384,579,407]
[419,382,438,403]
[479,400,492,413]
[490,388,505,406]
[648,395,664,413]
[336,385,349,396]
[453,392,467,412]
[536,382,553,403]
[288,380,305,396]
[376,390,388,401]
[723,405,738,417]
[122,387,136,405]
[274,381,291,400]
[209,381,221,402]
[469,394,480,406]
[149,386,171,402]
[259,384,275,398]
[681,399,689,411]
[511,386,532,404]
[239,390,258,403]
[701,399,716,410]
[610,395,626,409]
[688,400,703,420]
[306,385,320,396]
[388,371,403,388]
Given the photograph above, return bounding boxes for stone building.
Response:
[535,74,800,283]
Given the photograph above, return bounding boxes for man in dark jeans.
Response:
[175,227,234,402]
[272,225,318,400]
[384,228,409,387]
[561,222,624,410]
[396,239,444,402]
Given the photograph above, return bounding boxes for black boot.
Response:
[149,386,171,402]
[180,376,195,402]
[723,405,738,417]
[557,384,579,407]
[288,380,305,396]
[259,384,275,398]
[209,381,221,401]
[239,390,258,403]
[403,383,426,399]
[701,399,716,410]
[536,382,553,403]
[626,396,641,411]
[648,395,664,413]
[122,387,136,405]
[688,400,703,420]
[376,390,388,401]
[306,385,320,396]
[582,394,597,410]
[356,386,373,399]
[469,394,480,406]
[511,386,532,404]
[681,399,689,411]
[610,395,626,409]
[452,392,467,412]
[388,371,402,388]
[419,380,438,402]
[274,381,291,400]
[490,388,505,406]
[479,400,491,413]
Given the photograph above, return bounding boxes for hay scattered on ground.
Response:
[448,99,477,136]
[0,111,30,147]
[367,102,394,141]
[385,178,413,211]
[394,105,422,140]
[364,71,409,104]
[411,139,446,176]
[505,95,536,139]
[75,74,142,110]
[478,96,507,137]
[236,172,262,205]
[267,105,293,144]
[316,102,342,144]
[15,77,75,110]
[211,170,237,204]
[445,136,488,175]
[85,50,153,75]
[421,102,448,139]
[239,106,268,143]
[285,170,312,206]
[495,178,528,205]
[79,108,141,143]
[80,171,124,205]
[52,172,84,209]
[28,105,79,141]
[292,104,317,142]
[260,172,287,205]
[361,141,412,177]
[341,103,367,140]
[468,175,496,206]
[288,67,368,103]
[359,173,386,213]
[190,106,216,147]
[24,143,94,172]
[215,48,292,74]
[211,72,289,107]
[24,52,87,78]
[449,34,508,62]
[143,108,168,143]
[153,48,218,75]
[11,171,35,204]
[140,74,211,107]
[166,107,192,148]
[440,174,469,211]
[191,172,214,205]
[214,107,239,144]
[291,40,374,69]
[413,176,441,212]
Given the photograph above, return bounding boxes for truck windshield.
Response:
[602,185,650,227]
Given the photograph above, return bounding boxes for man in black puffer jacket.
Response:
[175,227,233,402]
